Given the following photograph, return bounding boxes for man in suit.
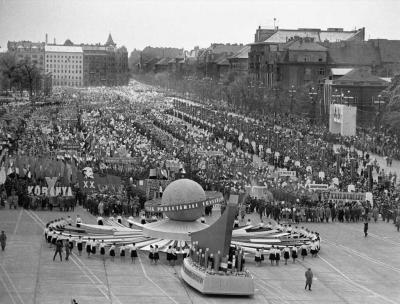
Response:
[305,268,313,291]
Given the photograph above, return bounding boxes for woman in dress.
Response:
[68,235,74,252]
[86,238,92,257]
[100,240,106,259]
[254,249,261,266]
[117,215,122,224]
[76,236,83,256]
[153,245,159,265]
[130,243,137,264]
[275,247,281,266]
[301,243,308,260]
[97,216,104,225]
[283,246,290,265]
[120,244,126,262]
[109,243,116,262]
[291,246,298,263]
[269,246,275,265]
[91,238,97,255]
[233,217,240,228]
[310,241,318,258]
[140,214,146,225]
[149,245,154,263]
[166,246,172,265]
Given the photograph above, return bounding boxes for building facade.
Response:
[249,27,365,88]
[81,34,129,86]
[7,41,45,70]
[44,45,83,87]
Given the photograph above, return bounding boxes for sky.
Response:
[0,0,399,53]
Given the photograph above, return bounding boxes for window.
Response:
[319,67,325,76]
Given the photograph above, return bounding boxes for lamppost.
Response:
[288,85,296,113]
[272,86,280,120]
[308,87,317,124]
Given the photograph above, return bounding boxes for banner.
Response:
[79,173,123,193]
[27,177,73,197]
[328,191,366,201]
[145,196,224,213]
[104,157,141,164]
[278,170,296,177]
[308,184,329,191]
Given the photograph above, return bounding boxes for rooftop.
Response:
[45,45,83,53]
[255,28,363,44]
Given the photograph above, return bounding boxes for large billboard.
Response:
[329,104,356,136]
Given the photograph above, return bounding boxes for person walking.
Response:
[364,221,368,237]
[64,240,70,261]
[305,268,313,291]
[100,240,106,260]
[283,246,290,265]
[0,231,7,251]
[109,243,116,262]
[130,243,137,264]
[292,246,298,263]
[120,244,126,262]
[76,236,83,256]
[53,239,63,261]
[153,245,159,265]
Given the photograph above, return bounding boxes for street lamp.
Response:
[288,85,296,113]
[308,87,317,124]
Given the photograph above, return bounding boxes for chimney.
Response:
[45,33,48,45]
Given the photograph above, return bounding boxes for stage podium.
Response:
[329,104,357,136]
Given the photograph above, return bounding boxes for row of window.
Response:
[46,64,82,69]
[46,59,82,64]
[53,81,81,86]
[46,69,82,74]
[46,54,82,59]
[52,75,81,79]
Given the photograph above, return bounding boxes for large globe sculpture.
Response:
[161,179,206,221]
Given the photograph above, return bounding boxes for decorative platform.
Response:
[181,258,254,296]
[142,219,208,241]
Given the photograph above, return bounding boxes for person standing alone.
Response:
[0,231,6,251]
[364,221,368,237]
[305,268,313,291]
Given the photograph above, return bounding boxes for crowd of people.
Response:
[1,80,400,235]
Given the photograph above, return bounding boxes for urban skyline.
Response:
[1,0,400,52]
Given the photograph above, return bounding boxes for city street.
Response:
[0,208,399,304]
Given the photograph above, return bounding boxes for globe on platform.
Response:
[161,179,206,221]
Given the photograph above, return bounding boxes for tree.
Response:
[381,75,400,134]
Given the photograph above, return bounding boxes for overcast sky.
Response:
[0,0,399,53]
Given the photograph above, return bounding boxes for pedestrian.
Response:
[76,215,82,228]
[64,240,70,261]
[109,243,116,262]
[68,235,74,252]
[301,243,308,260]
[364,221,368,237]
[275,247,281,266]
[283,246,290,265]
[149,245,154,263]
[0,231,7,251]
[292,246,298,263]
[100,240,106,259]
[120,243,126,262]
[53,239,63,261]
[130,243,137,263]
[86,238,92,257]
[255,248,261,266]
[396,214,400,232]
[269,246,275,265]
[153,245,159,265]
[166,245,172,265]
[305,268,313,291]
[76,236,83,256]
[91,238,97,255]
[310,241,318,258]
